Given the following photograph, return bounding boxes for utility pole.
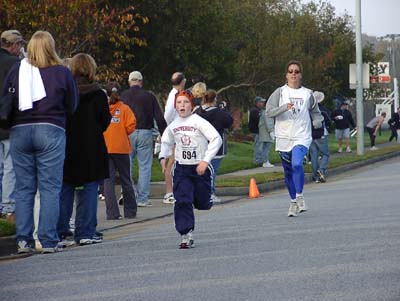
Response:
[355,0,364,155]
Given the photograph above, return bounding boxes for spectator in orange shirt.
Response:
[103,82,137,220]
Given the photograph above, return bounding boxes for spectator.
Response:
[266,60,323,217]
[191,82,207,110]
[163,72,186,205]
[58,53,111,246]
[332,101,355,153]
[0,29,25,222]
[158,90,221,248]
[4,30,78,253]
[194,89,233,202]
[121,71,167,207]
[309,91,331,183]
[366,112,386,151]
[103,82,137,220]
[388,107,400,142]
[249,96,274,167]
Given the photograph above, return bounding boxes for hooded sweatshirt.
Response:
[63,77,111,186]
[103,100,136,154]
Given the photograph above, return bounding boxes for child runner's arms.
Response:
[196,116,222,175]
[159,126,174,172]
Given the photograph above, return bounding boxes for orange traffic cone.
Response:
[248,178,260,199]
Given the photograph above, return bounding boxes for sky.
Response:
[303,0,399,37]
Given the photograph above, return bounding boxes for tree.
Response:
[0,0,148,82]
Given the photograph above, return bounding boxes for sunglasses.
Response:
[287,69,301,74]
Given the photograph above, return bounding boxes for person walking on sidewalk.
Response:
[266,60,323,217]
[332,101,355,153]
[159,90,221,248]
[103,82,137,220]
[0,29,26,222]
[366,112,386,151]
[162,72,186,204]
[309,91,331,183]
[388,107,400,142]
[121,71,167,207]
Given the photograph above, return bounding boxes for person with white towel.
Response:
[2,30,78,254]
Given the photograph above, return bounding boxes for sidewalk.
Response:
[1,141,399,259]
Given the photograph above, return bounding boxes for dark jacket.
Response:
[63,79,111,186]
[312,104,331,139]
[121,85,167,135]
[248,106,261,134]
[194,105,233,157]
[388,112,400,129]
[4,62,78,129]
[0,48,20,140]
[331,108,355,129]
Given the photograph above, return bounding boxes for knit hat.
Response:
[174,90,194,108]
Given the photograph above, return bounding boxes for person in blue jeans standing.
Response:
[309,91,331,183]
[57,53,111,246]
[4,31,78,253]
[121,71,167,207]
[266,60,323,217]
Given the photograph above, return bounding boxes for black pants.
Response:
[389,126,398,142]
[366,127,376,147]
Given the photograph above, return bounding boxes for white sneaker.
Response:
[262,161,275,168]
[211,194,221,203]
[288,202,299,217]
[296,196,307,213]
[338,147,343,153]
[180,230,194,249]
[346,147,352,153]
[163,193,175,204]
[370,146,379,151]
[17,240,34,254]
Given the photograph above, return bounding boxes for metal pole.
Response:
[355,0,364,155]
[395,78,399,110]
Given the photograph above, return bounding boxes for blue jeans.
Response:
[280,145,308,200]
[129,129,153,203]
[309,136,330,180]
[0,139,16,214]
[10,124,65,248]
[253,134,272,164]
[210,157,223,194]
[58,181,99,241]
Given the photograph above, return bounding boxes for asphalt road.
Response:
[1,158,400,301]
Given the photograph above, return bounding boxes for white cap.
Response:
[128,71,143,82]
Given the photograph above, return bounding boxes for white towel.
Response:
[18,58,47,111]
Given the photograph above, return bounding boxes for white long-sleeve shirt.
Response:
[164,87,178,125]
[159,114,222,165]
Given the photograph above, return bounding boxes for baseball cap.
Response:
[1,30,25,44]
[313,91,325,103]
[342,100,350,106]
[128,71,143,82]
[255,96,266,103]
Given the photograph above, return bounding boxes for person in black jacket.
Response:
[194,89,233,202]
[58,53,111,246]
[388,107,400,142]
[331,101,355,153]
[0,30,25,221]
